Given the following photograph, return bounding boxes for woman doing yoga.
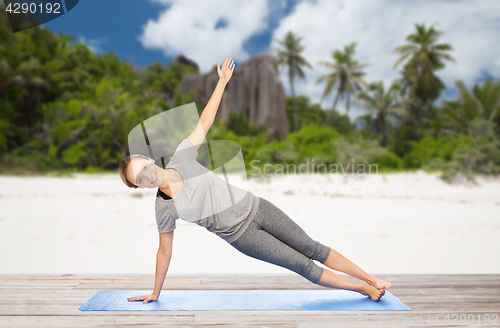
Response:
[120,57,391,304]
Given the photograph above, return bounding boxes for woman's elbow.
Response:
[158,248,172,257]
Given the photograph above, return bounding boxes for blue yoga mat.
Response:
[79,289,411,311]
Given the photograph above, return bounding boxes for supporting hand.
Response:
[127,293,159,304]
[217,56,235,84]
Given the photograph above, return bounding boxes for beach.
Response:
[1,171,499,276]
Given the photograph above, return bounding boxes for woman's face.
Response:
[127,157,165,189]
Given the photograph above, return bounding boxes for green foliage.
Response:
[142,61,199,94]
[206,119,268,174]
[287,125,340,162]
[242,125,402,176]
[423,119,500,182]
[333,136,402,173]
[354,81,407,147]
[440,79,500,135]
[403,134,475,168]
[250,128,341,176]
[0,5,197,173]
[225,112,268,137]
[374,151,403,171]
[62,141,86,166]
[285,95,354,135]
[208,121,343,176]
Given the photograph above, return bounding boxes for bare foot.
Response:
[359,285,386,302]
[368,276,391,290]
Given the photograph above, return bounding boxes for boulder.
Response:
[172,54,199,72]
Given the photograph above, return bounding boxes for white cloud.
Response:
[78,36,107,54]
[271,0,500,121]
[139,0,277,72]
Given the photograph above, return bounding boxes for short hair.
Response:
[119,154,151,189]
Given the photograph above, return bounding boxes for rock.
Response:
[172,54,199,72]
[179,53,289,140]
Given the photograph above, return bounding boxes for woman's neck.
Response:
[159,169,173,195]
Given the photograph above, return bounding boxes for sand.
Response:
[0,170,499,276]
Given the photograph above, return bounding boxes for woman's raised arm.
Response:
[187,57,235,150]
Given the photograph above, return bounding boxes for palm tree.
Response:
[272,31,313,133]
[440,78,500,135]
[316,42,368,126]
[354,81,407,147]
[393,23,455,129]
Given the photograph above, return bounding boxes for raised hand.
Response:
[127,293,158,304]
[217,56,235,84]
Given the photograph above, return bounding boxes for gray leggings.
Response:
[229,197,331,284]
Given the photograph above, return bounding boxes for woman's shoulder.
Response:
[165,154,183,169]
[155,196,178,216]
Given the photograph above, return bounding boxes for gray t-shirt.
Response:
[155,138,260,244]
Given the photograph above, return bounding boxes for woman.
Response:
[121,57,391,304]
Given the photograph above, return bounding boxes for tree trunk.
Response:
[323,89,341,126]
[346,90,350,113]
[290,76,298,133]
[489,98,500,122]
[381,114,387,148]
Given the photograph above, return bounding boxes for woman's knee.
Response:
[314,242,331,264]
[299,241,331,263]
[297,261,324,284]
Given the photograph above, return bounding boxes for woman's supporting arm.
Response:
[153,231,174,297]
[153,250,172,297]
[187,57,235,150]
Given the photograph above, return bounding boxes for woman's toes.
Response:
[373,288,384,301]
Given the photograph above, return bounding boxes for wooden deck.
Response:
[0,274,499,327]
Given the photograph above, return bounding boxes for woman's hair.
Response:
[119,154,151,189]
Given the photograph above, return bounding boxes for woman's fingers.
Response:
[127,293,158,303]
[144,294,159,303]
[220,57,234,69]
[217,57,235,81]
[127,295,147,301]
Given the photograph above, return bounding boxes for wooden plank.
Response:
[0,284,79,289]
[114,315,196,324]
[1,273,498,280]
[0,316,117,328]
[1,273,499,286]
[0,279,200,284]
[192,310,500,325]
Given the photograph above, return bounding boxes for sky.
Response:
[41,0,500,121]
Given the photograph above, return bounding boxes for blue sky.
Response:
[43,0,300,68]
[43,0,174,67]
[41,0,500,121]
